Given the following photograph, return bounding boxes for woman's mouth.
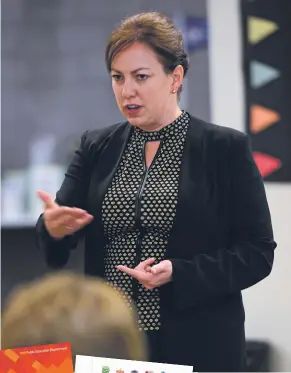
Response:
[124,105,142,115]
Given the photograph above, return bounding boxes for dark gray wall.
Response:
[1,0,210,306]
[2,0,210,173]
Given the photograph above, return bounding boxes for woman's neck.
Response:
[139,107,183,132]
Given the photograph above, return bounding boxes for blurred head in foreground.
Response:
[1,271,147,361]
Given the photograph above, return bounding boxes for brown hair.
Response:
[1,271,147,361]
[105,11,189,96]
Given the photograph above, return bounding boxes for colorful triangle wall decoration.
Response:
[248,17,279,44]
[242,0,291,182]
[251,105,280,133]
[250,61,280,88]
[253,152,282,177]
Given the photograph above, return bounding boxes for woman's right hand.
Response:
[37,190,94,239]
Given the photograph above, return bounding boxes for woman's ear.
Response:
[171,65,184,92]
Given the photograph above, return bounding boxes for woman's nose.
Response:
[121,80,136,98]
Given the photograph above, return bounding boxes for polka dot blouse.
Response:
[102,111,190,331]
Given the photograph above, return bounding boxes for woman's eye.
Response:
[112,74,122,81]
[136,74,148,81]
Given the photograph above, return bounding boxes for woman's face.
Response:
[110,42,182,130]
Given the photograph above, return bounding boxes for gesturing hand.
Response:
[37,190,93,239]
[117,258,173,290]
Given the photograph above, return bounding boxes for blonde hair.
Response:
[1,271,147,361]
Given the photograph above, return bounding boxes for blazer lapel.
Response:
[166,116,207,259]
[88,122,133,219]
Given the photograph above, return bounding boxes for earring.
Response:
[172,89,176,94]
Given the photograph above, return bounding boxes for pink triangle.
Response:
[253,152,282,178]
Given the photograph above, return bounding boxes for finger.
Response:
[37,190,57,209]
[74,214,94,229]
[116,265,140,279]
[150,262,166,275]
[137,257,156,270]
[145,266,152,273]
[59,215,77,227]
[46,206,90,221]
[57,214,93,233]
[52,214,79,229]
[43,214,74,235]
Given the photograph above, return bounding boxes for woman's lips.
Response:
[124,105,142,115]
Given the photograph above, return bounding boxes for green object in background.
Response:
[102,366,110,373]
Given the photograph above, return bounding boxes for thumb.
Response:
[37,190,57,209]
[150,262,166,275]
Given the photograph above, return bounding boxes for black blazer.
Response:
[36,115,276,372]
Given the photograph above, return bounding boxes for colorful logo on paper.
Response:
[0,343,73,373]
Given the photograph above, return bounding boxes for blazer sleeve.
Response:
[170,132,276,310]
[35,130,92,269]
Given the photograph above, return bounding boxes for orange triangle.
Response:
[253,152,282,178]
[251,105,280,133]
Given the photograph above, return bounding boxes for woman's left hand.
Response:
[117,258,173,290]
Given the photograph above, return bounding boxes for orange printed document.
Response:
[0,342,74,373]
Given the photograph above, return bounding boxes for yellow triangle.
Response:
[248,17,279,44]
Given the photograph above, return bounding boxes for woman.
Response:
[36,11,276,372]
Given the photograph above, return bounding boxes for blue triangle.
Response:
[250,61,280,88]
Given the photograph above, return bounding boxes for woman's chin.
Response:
[125,115,146,128]
[121,109,154,129]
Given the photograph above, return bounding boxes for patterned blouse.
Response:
[102,111,190,331]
